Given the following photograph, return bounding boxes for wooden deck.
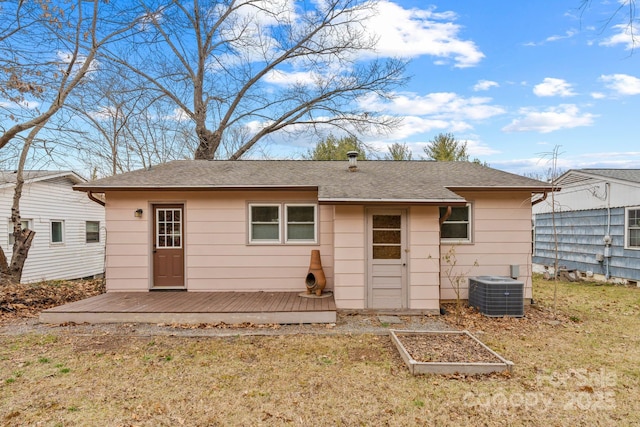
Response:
[39,291,336,325]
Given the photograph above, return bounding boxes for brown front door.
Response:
[153,205,184,288]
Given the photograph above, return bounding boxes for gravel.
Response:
[0,312,452,338]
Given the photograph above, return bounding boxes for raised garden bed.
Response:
[389,329,514,375]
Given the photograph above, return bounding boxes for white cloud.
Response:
[524,29,577,47]
[0,99,40,110]
[600,23,639,50]
[56,50,98,74]
[590,92,606,99]
[360,91,505,121]
[169,107,190,122]
[473,80,499,91]
[264,69,319,86]
[600,73,640,95]
[516,150,640,173]
[368,1,484,68]
[375,116,466,141]
[502,104,596,133]
[356,91,504,140]
[533,78,576,97]
[464,138,500,156]
[88,106,117,121]
[367,136,497,159]
[545,29,577,43]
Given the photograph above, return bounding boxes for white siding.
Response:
[1,176,106,283]
[534,178,640,214]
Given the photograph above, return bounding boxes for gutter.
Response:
[531,191,548,206]
[87,191,106,206]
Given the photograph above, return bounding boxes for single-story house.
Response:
[1,170,106,283]
[73,159,551,311]
[533,169,640,285]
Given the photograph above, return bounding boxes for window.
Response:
[250,204,281,242]
[286,205,316,242]
[372,214,402,259]
[626,207,640,249]
[249,203,317,244]
[439,204,471,242]
[51,220,64,244]
[156,208,182,248]
[86,221,100,243]
[8,219,31,245]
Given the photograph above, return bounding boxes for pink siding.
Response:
[333,205,366,309]
[105,193,151,291]
[440,191,534,300]
[407,206,441,310]
[104,190,333,293]
[104,188,534,308]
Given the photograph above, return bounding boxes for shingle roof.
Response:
[0,170,85,187]
[74,160,551,203]
[564,169,640,185]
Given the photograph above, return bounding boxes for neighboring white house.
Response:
[533,169,640,285]
[1,170,106,283]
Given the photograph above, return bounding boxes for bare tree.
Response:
[68,70,196,177]
[0,1,139,284]
[523,167,567,183]
[580,0,638,50]
[103,0,407,160]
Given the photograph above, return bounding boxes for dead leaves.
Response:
[157,322,282,330]
[0,279,105,322]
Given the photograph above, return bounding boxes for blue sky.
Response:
[5,1,639,177]
[279,0,640,175]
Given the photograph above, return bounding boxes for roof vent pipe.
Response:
[347,151,358,171]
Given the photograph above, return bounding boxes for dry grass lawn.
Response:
[1,276,639,426]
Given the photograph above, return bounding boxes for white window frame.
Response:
[50,220,65,245]
[249,204,282,244]
[249,202,318,245]
[8,219,32,246]
[155,207,183,249]
[285,204,317,244]
[85,221,100,244]
[625,206,640,250]
[440,204,472,243]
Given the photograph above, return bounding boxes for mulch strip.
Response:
[397,332,502,363]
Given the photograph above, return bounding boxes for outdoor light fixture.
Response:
[135,208,143,218]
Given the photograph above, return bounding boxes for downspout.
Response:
[87,191,105,207]
[439,206,452,225]
[439,206,452,315]
[86,191,107,280]
[604,182,611,280]
[531,191,548,206]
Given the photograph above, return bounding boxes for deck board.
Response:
[39,291,336,325]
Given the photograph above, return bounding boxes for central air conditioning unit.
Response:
[468,276,524,317]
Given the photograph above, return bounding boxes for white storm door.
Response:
[367,209,407,309]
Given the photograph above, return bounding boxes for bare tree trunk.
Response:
[194,128,222,160]
[0,247,9,284]
[1,125,42,285]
